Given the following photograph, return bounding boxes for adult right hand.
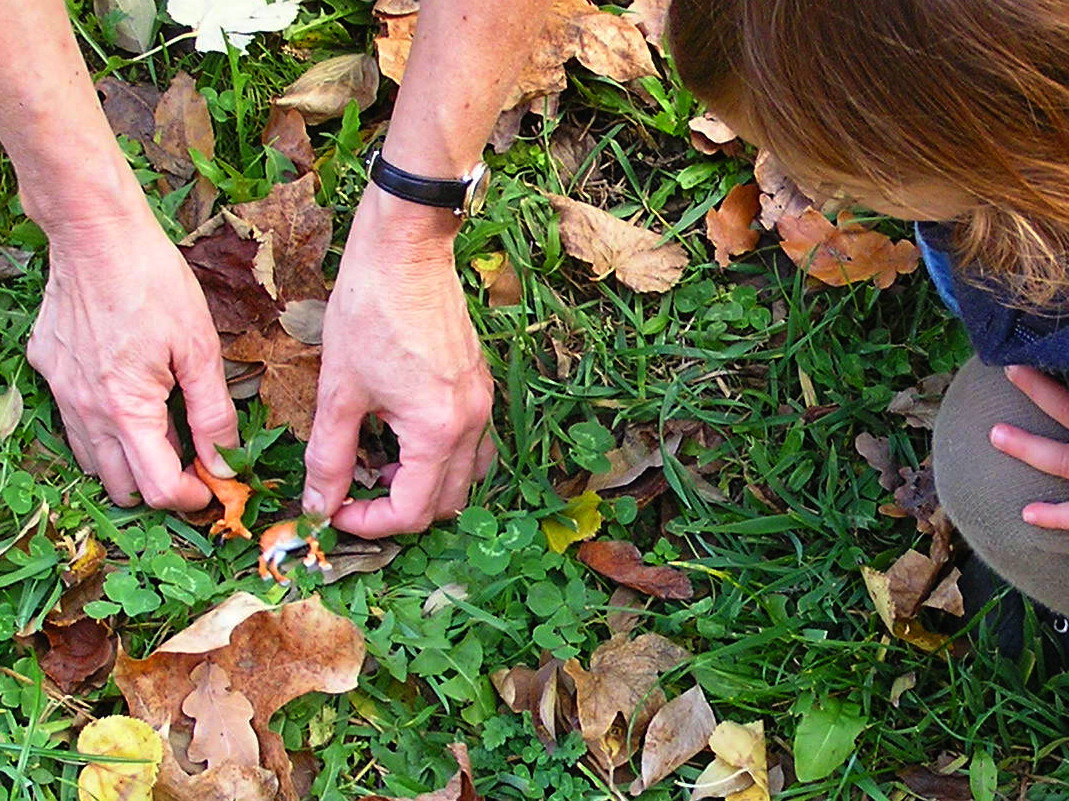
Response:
[27,207,238,510]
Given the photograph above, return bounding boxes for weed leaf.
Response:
[792,695,866,782]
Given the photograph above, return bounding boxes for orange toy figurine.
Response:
[258,516,333,586]
[193,458,252,541]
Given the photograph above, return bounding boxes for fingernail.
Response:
[1023,507,1038,525]
[1004,365,1020,380]
[209,455,237,479]
[304,488,326,515]
[990,425,1007,447]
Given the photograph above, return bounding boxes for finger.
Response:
[1005,365,1069,429]
[117,421,213,511]
[331,458,444,538]
[374,462,400,488]
[166,413,182,456]
[174,341,239,478]
[93,435,141,507]
[474,430,497,479]
[303,385,366,517]
[433,432,488,518]
[990,423,1069,479]
[60,411,97,474]
[1021,500,1069,530]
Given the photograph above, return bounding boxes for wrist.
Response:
[358,181,464,242]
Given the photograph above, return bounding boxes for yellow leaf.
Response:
[706,720,769,801]
[77,715,163,801]
[542,491,603,553]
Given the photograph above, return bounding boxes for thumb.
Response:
[303,391,366,517]
[175,339,239,478]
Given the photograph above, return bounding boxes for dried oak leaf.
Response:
[563,633,691,770]
[548,192,687,292]
[777,209,920,289]
[179,211,281,335]
[688,113,737,155]
[279,299,327,345]
[115,593,365,801]
[146,71,215,183]
[375,13,418,86]
[854,432,903,492]
[631,685,717,794]
[363,743,479,801]
[627,0,670,54]
[887,373,953,430]
[96,76,161,145]
[224,325,321,441]
[492,658,570,746]
[276,53,380,125]
[182,662,259,771]
[753,149,816,230]
[578,540,693,600]
[896,765,972,800]
[706,183,762,268]
[471,251,522,307]
[39,617,116,693]
[233,173,332,303]
[260,106,315,177]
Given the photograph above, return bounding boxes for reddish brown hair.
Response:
[668,0,1069,305]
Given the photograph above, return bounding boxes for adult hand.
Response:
[990,364,1069,528]
[27,207,238,510]
[302,186,495,537]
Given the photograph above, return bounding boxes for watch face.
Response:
[464,162,491,217]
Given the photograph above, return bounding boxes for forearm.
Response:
[0,0,144,233]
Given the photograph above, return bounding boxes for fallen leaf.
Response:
[77,716,163,801]
[563,633,690,770]
[688,113,737,155]
[233,173,332,302]
[606,586,645,636]
[94,0,155,53]
[548,193,687,292]
[180,213,281,334]
[193,458,253,541]
[146,71,214,185]
[894,462,940,533]
[627,0,670,54]
[578,541,693,600]
[897,765,973,800]
[542,490,603,554]
[374,0,418,13]
[696,720,768,801]
[691,757,757,801]
[158,593,272,655]
[861,566,951,654]
[183,662,259,771]
[922,568,965,617]
[889,672,917,708]
[223,325,321,441]
[887,373,953,430]
[705,183,761,267]
[854,432,902,492]
[0,385,23,442]
[39,617,115,693]
[375,13,418,86]
[586,424,682,493]
[550,126,602,186]
[61,536,108,590]
[631,685,717,794]
[96,76,161,145]
[777,209,920,289]
[0,245,31,279]
[275,53,380,125]
[279,299,327,345]
[260,106,315,177]
[115,594,364,801]
[320,538,401,585]
[753,149,815,230]
[492,657,569,746]
[572,3,658,83]
[363,743,479,801]
[471,252,522,307]
[423,583,469,616]
[167,0,301,53]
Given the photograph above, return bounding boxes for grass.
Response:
[1,2,1067,800]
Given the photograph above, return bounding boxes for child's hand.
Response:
[990,365,1069,528]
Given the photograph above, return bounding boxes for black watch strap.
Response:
[367,149,469,212]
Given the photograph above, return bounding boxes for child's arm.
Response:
[990,365,1069,527]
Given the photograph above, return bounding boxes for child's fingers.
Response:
[990,423,1069,478]
[1005,365,1069,429]
[1021,501,1069,530]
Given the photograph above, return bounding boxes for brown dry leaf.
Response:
[193,458,253,541]
[115,594,365,801]
[854,432,903,492]
[279,299,327,345]
[572,3,658,83]
[260,106,315,177]
[179,212,281,335]
[688,113,737,156]
[183,662,259,771]
[492,659,569,746]
[886,549,941,619]
[706,183,761,267]
[896,765,973,800]
[321,538,401,584]
[564,633,691,770]
[233,173,332,303]
[96,76,161,145]
[224,325,321,441]
[39,617,115,693]
[923,568,965,617]
[606,586,645,636]
[753,149,815,230]
[578,540,693,600]
[887,373,953,430]
[550,126,602,186]
[146,71,215,184]
[374,0,418,13]
[471,252,523,307]
[275,53,380,125]
[375,13,418,86]
[778,209,920,289]
[363,743,479,801]
[548,193,687,292]
[694,720,769,801]
[586,423,682,494]
[861,566,951,654]
[627,0,670,54]
[63,534,108,587]
[631,685,717,794]
[894,462,940,533]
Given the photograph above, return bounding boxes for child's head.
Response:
[668,0,1069,302]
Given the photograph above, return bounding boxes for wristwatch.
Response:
[366,148,491,218]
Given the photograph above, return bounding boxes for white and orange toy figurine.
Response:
[258,516,333,585]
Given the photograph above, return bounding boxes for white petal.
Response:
[166,0,211,27]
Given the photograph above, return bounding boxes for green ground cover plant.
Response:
[1,2,1068,799]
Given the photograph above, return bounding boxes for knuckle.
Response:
[140,478,180,510]
[398,509,435,534]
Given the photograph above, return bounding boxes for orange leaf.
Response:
[705,183,762,267]
[777,209,919,288]
[193,458,253,541]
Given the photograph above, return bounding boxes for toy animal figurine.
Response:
[192,458,252,541]
[258,516,333,586]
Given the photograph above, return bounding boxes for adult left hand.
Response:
[990,364,1069,528]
